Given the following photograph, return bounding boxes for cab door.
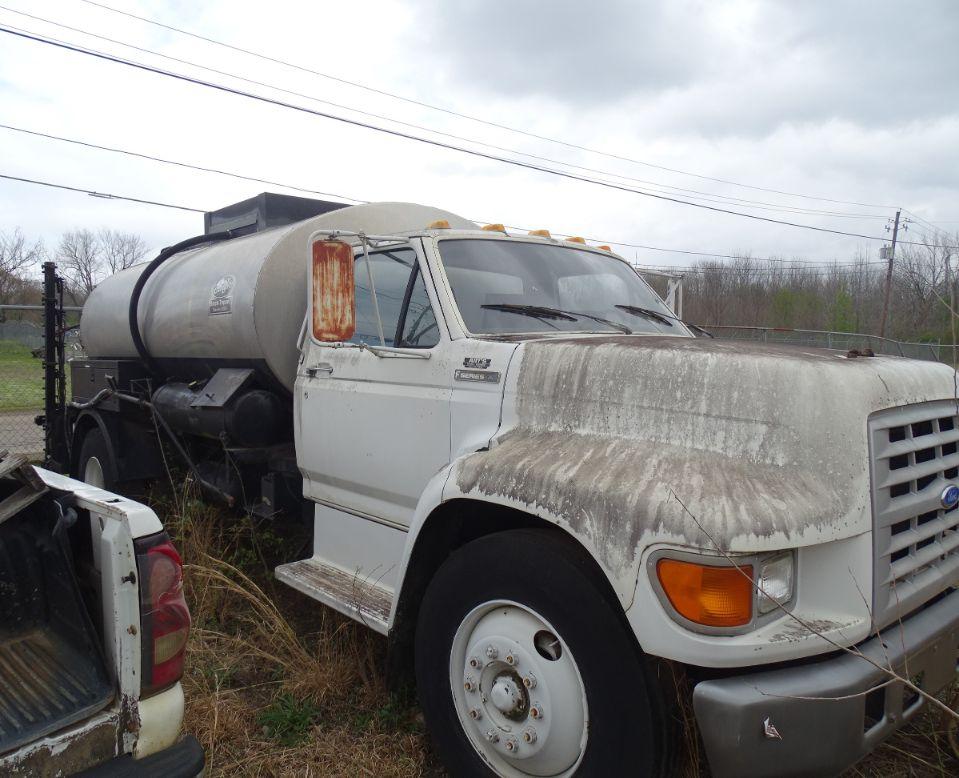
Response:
[295,241,452,527]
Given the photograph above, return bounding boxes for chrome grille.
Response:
[869,400,959,628]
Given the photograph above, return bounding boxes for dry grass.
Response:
[157,489,440,777]
[151,487,956,777]
[853,684,959,777]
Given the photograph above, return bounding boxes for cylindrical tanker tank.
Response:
[80,202,475,392]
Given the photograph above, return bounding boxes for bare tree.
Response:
[57,228,148,300]
[98,228,147,274]
[57,229,101,300]
[0,228,44,304]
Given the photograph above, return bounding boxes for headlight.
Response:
[656,558,754,628]
[651,550,795,633]
[757,552,794,614]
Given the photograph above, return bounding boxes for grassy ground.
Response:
[151,488,957,777]
[0,340,43,412]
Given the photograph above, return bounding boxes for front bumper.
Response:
[693,588,959,778]
[76,735,204,777]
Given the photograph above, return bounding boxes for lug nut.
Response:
[485,645,499,659]
[523,728,538,744]
[469,656,483,669]
[468,708,482,720]
[530,704,543,720]
[505,736,519,752]
[523,673,537,689]
[486,729,499,743]
[505,653,517,665]
[464,676,476,693]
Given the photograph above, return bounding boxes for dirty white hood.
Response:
[456,335,958,572]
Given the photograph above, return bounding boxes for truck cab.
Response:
[61,199,959,777]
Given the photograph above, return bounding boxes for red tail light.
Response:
[135,532,191,697]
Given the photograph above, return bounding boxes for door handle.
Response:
[305,363,334,378]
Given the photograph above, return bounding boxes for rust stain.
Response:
[311,240,355,342]
[119,693,140,737]
[2,716,118,775]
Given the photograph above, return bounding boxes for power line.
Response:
[637,264,891,278]
[0,121,894,269]
[515,226,886,266]
[0,123,367,205]
[5,24,954,249]
[76,0,898,210]
[0,172,205,212]
[902,209,959,242]
[0,168,911,277]
[0,4,890,221]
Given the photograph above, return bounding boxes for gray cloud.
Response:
[419,0,959,135]
[417,0,716,103]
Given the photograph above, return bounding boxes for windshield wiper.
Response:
[614,304,674,327]
[482,303,632,334]
[614,304,714,337]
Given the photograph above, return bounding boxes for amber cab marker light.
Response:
[656,558,753,628]
[566,236,586,244]
[599,245,612,251]
[528,229,551,238]
[428,219,451,230]
[482,223,507,233]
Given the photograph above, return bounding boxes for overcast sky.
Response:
[1,0,957,270]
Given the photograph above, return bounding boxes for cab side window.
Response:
[350,249,440,348]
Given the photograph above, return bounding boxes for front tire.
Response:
[415,529,668,777]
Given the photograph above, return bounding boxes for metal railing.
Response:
[698,325,941,362]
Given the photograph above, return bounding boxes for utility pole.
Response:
[879,209,904,339]
[947,250,956,367]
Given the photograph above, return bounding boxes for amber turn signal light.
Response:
[656,559,753,628]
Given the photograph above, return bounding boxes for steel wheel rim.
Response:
[83,455,105,488]
[449,599,588,777]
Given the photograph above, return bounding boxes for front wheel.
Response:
[75,427,117,490]
[415,529,669,777]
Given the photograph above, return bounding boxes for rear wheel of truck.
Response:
[76,427,117,490]
[415,529,668,777]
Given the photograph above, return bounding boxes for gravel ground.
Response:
[0,410,43,458]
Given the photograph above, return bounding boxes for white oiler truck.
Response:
[50,193,959,776]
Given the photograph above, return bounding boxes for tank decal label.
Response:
[209,275,236,316]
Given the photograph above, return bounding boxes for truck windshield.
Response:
[438,238,688,336]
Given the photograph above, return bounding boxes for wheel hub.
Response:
[451,602,588,777]
[83,456,105,488]
[489,670,529,720]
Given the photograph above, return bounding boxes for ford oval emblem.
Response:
[941,485,959,510]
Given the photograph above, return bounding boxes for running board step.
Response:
[274,558,393,634]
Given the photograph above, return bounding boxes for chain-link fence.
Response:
[699,325,942,361]
[0,336,45,459]
[0,306,81,461]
